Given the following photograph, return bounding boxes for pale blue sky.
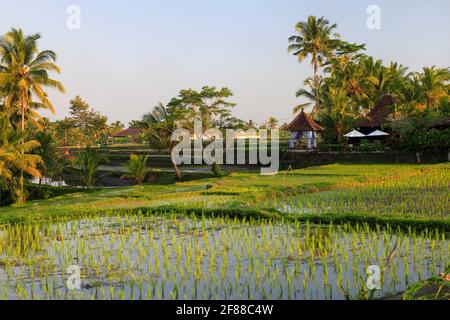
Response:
[0,0,449,125]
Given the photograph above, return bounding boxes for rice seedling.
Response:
[0,211,448,300]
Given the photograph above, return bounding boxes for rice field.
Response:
[275,166,450,218]
[0,213,448,300]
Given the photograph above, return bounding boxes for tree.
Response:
[244,120,257,130]
[319,87,356,143]
[288,16,339,82]
[289,17,365,114]
[0,112,42,204]
[0,28,65,131]
[121,154,149,185]
[266,117,279,129]
[32,119,62,184]
[65,96,109,146]
[139,103,183,179]
[77,146,105,189]
[110,121,125,135]
[0,28,64,200]
[415,67,449,111]
[167,86,236,130]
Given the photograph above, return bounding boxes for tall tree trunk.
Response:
[312,58,320,115]
[19,90,27,205]
[172,160,182,180]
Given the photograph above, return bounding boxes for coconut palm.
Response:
[0,112,42,204]
[77,146,106,189]
[140,103,183,179]
[266,117,279,129]
[416,67,449,111]
[288,16,339,82]
[319,87,355,143]
[0,28,65,131]
[121,154,149,185]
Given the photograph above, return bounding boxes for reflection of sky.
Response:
[1,0,449,125]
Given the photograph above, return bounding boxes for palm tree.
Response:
[0,112,42,204]
[140,103,183,179]
[121,154,149,185]
[244,120,257,130]
[77,146,106,189]
[319,87,355,143]
[288,16,339,83]
[0,28,65,199]
[416,67,449,111]
[33,122,61,184]
[110,121,125,134]
[266,117,279,129]
[0,28,65,131]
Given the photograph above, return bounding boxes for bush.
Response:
[356,140,385,152]
[389,115,450,152]
[211,162,224,177]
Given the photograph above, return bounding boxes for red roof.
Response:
[57,148,76,160]
[284,109,324,131]
[110,128,143,138]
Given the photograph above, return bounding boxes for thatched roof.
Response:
[356,95,396,128]
[284,109,324,132]
[110,128,143,138]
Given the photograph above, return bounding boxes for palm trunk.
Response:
[312,59,320,115]
[172,160,182,180]
[18,90,27,205]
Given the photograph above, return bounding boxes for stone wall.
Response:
[283,151,449,169]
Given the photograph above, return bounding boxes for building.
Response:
[284,109,324,149]
[356,95,396,134]
[57,148,76,161]
[107,128,144,144]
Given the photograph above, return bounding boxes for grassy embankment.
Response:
[0,163,448,230]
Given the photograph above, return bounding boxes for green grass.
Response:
[0,163,448,229]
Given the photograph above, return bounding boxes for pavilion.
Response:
[284,109,324,149]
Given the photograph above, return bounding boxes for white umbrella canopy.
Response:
[344,130,366,138]
[367,130,390,137]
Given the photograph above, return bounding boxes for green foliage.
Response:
[77,146,106,189]
[356,140,384,152]
[211,162,224,177]
[390,115,450,152]
[121,154,149,185]
[55,96,109,147]
[0,112,42,204]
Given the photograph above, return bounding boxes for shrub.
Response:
[211,162,224,177]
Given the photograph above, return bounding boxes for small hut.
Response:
[284,109,324,149]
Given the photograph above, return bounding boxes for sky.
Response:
[0,0,449,126]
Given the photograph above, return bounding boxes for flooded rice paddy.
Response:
[0,214,448,300]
